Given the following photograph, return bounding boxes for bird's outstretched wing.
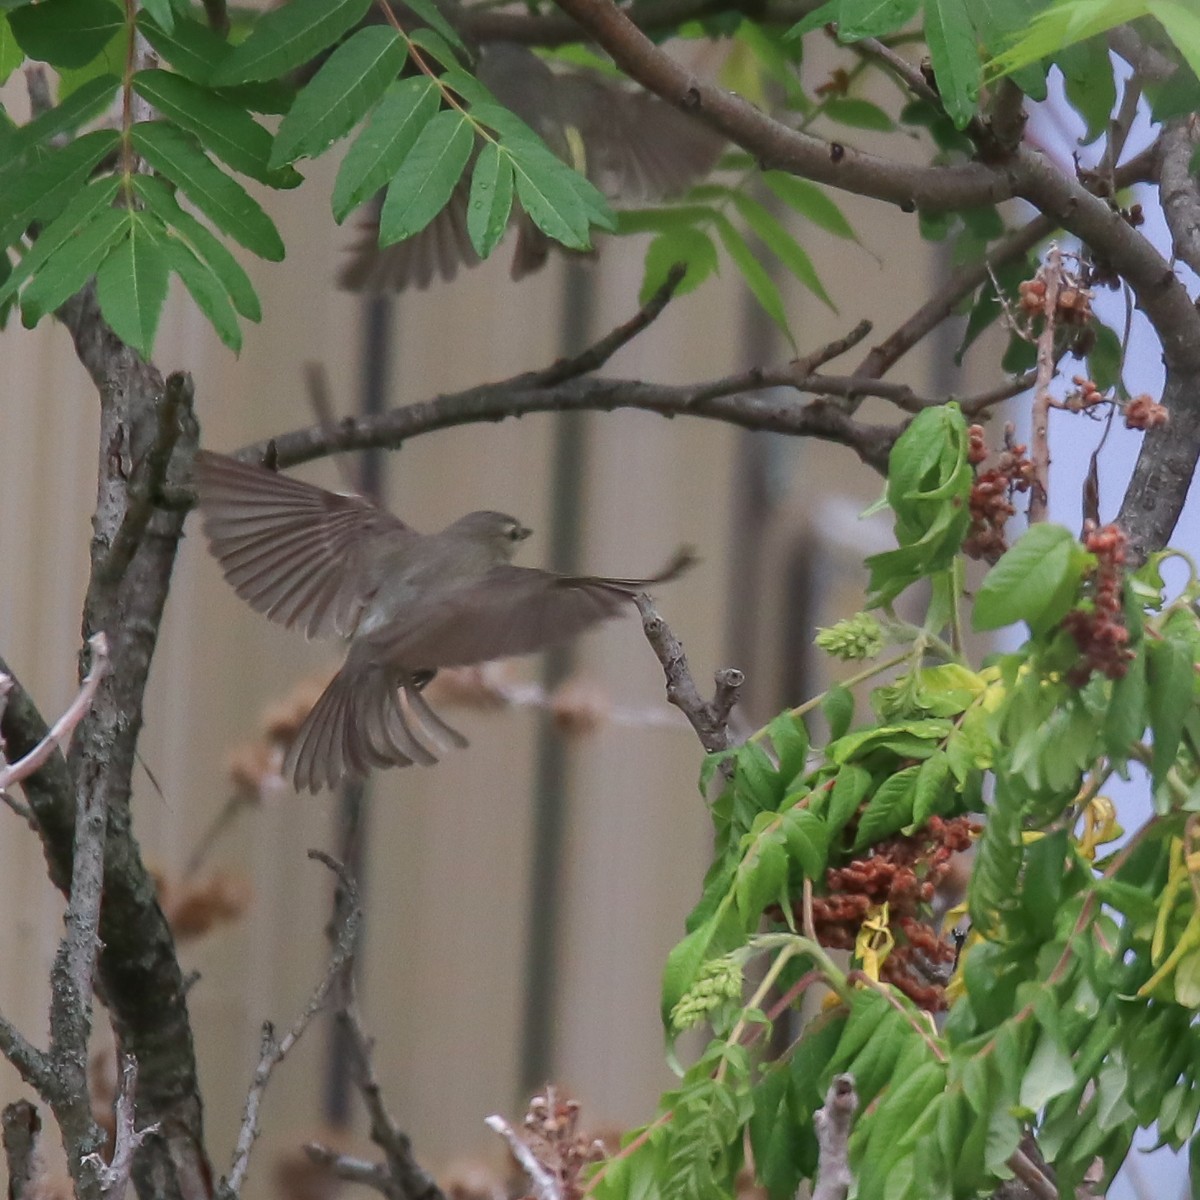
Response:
[193,450,416,640]
[363,549,695,669]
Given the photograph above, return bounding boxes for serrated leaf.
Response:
[761,172,857,240]
[510,141,592,250]
[8,0,123,68]
[640,226,718,303]
[768,713,811,784]
[911,751,952,825]
[827,763,871,833]
[730,194,835,311]
[137,10,227,82]
[378,109,473,244]
[132,121,285,260]
[836,0,922,41]
[0,128,120,247]
[781,808,830,878]
[467,140,514,258]
[7,73,119,155]
[714,216,794,348]
[854,764,920,848]
[160,234,242,352]
[133,173,262,320]
[972,524,1083,633]
[133,70,300,187]
[0,175,119,308]
[331,77,440,222]
[19,205,125,324]
[270,26,406,167]
[402,0,465,54]
[95,215,170,357]
[211,0,372,85]
[924,0,979,128]
[824,96,896,130]
[0,14,22,86]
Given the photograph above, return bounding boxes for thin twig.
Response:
[217,851,361,1200]
[83,1056,158,1199]
[633,594,742,753]
[530,264,686,386]
[0,633,109,792]
[305,1144,394,1196]
[1029,246,1064,523]
[485,1115,561,1200]
[811,1075,857,1200]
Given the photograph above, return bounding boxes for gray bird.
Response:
[193,450,694,792]
[338,42,725,292]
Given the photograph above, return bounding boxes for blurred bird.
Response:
[338,42,725,291]
[193,451,694,792]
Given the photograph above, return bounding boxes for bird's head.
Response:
[448,510,533,561]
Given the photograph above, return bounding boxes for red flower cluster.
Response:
[800,816,980,1011]
[964,424,1034,562]
[1124,393,1169,430]
[1065,375,1105,412]
[1061,522,1133,683]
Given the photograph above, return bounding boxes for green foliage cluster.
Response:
[594,406,1200,1200]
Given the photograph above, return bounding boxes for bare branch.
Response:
[1028,246,1065,524]
[812,1074,858,1200]
[633,594,742,753]
[218,851,361,1200]
[83,1056,159,1200]
[1160,120,1200,280]
[305,1144,394,1196]
[0,1018,54,1100]
[0,633,109,793]
[484,1115,560,1200]
[2,1100,42,1200]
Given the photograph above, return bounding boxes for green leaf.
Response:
[138,0,173,32]
[785,0,838,39]
[0,128,120,247]
[781,808,830,878]
[768,713,811,785]
[640,226,719,304]
[134,173,262,321]
[824,96,896,130]
[969,0,1048,98]
[19,206,125,324]
[132,121,285,260]
[8,0,123,68]
[6,73,120,155]
[986,0,1149,79]
[1087,322,1123,392]
[137,10,227,82]
[761,173,857,240]
[210,0,372,85]
[379,109,473,245]
[510,141,593,250]
[911,751,953,825]
[399,0,465,53]
[1150,0,1200,82]
[95,215,170,358]
[1059,39,1117,145]
[270,25,407,167]
[826,763,871,833]
[467,140,514,258]
[0,14,23,86]
[1147,636,1194,787]
[0,175,119,308]
[854,764,920,848]
[924,0,980,128]
[972,524,1084,633]
[331,77,440,223]
[823,684,855,742]
[1103,649,1147,760]
[160,233,242,352]
[133,70,301,188]
[713,216,794,348]
[730,194,835,311]
[836,0,922,40]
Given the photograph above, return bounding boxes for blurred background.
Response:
[0,31,1021,1200]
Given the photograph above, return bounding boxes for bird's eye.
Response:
[508,526,522,540]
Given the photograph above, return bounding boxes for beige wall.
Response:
[0,65,1004,1195]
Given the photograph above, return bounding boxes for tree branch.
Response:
[1159,119,1200,281]
[218,851,361,1200]
[2,1100,42,1200]
[811,1074,857,1200]
[633,594,742,753]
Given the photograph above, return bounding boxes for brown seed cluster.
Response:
[1065,375,1105,413]
[1123,393,1169,430]
[799,816,980,1011]
[1017,275,1093,324]
[963,424,1034,562]
[513,1090,606,1200]
[1061,522,1133,684]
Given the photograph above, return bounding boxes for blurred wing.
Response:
[337,184,480,292]
[194,450,416,640]
[366,550,695,668]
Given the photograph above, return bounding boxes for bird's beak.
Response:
[516,524,533,541]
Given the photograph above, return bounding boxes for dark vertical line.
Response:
[324,293,392,1126]
[519,262,592,1095]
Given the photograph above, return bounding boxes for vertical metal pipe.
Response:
[519,261,593,1094]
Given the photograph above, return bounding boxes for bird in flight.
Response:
[193,450,693,792]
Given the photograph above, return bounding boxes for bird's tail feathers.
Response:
[562,545,698,595]
[284,664,467,793]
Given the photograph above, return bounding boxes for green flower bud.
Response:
[815,614,884,661]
